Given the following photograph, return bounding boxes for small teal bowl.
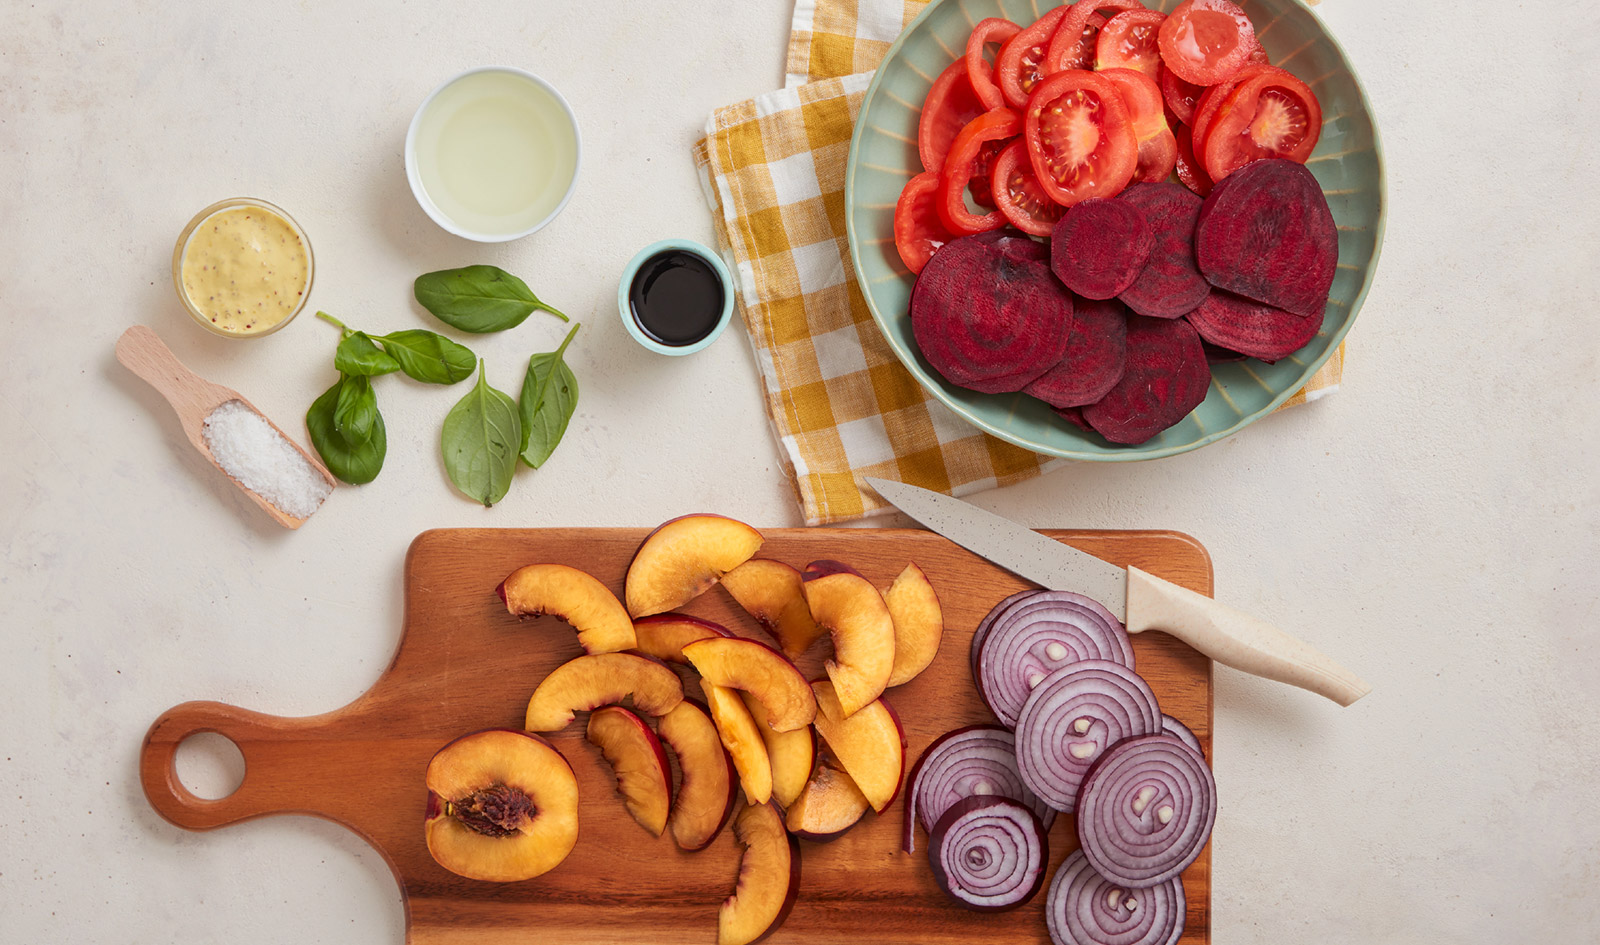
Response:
[617,239,736,356]
[844,0,1386,460]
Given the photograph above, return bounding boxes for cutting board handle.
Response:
[140,700,332,830]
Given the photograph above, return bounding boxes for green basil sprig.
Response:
[519,323,581,469]
[307,376,387,484]
[442,360,522,506]
[317,312,474,385]
[413,265,569,334]
[334,331,400,377]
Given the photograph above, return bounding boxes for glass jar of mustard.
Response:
[173,197,314,338]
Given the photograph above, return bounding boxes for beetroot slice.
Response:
[1023,297,1128,408]
[974,228,1050,264]
[1201,339,1249,363]
[1053,405,1096,434]
[1116,183,1211,319]
[1194,158,1336,318]
[1186,289,1324,361]
[1050,197,1154,300]
[1081,316,1210,445]
[912,233,1073,394]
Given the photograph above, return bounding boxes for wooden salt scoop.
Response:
[115,325,335,529]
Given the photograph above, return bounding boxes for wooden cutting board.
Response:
[141,527,1213,944]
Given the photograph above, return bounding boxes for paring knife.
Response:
[865,477,1371,706]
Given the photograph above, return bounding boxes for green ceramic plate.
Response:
[845,0,1384,460]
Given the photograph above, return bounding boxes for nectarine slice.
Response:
[720,559,828,658]
[525,653,684,732]
[423,729,579,882]
[683,636,817,733]
[884,563,944,687]
[586,706,673,837]
[802,561,896,718]
[625,514,764,618]
[704,681,773,805]
[740,691,817,809]
[785,758,871,842]
[719,801,801,945]
[810,679,906,813]
[658,700,738,851]
[497,563,636,655]
[632,613,734,664]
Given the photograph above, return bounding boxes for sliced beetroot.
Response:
[1052,405,1095,434]
[1194,158,1337,318]
[1050,197,1154,300]
[974,228,1050,264]
[1082,315,1210,445]
[1186,289,1324,361]
[912,233,1073,393]
[1201,339,1249,363]
[1116,183,1211,319]
[1023,297,1128,408]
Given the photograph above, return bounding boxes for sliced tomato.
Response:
[990,140,1064,237]
[1095,9,1167,79]
[1098,68,1177,183]
[894,171,953,274]
[1023,69,1138,207]
[1173,125,1213,196]
[966,137,1010,208]
[1157,0,1255,86]
[919,59,990,173]
[1247,38,1271,64]
[1188,62,1276,155]
[966,18,1022,111]
[996,6,1069,110]
[938,108,1021,234]
[1161,67,1204,125]
[1044,0,1138,73]
[1200,68,1321,181]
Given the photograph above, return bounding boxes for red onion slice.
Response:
[1077,735,1216,888]
[1046,849,1184,945]
[904,724,1055,853]
[1160,713,1203,757]
[970,589,1044,684]
[977,591,1135,727]
[927,795,1048,912]
[1015,661,1162,812]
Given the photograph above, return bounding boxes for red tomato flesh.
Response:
[1161,67,1204,126]
[1098,68,1177,183]
[990,140,1065,237]
[1024,70,1138,208]
[893,171,952,274]
[996,6,1069,110]
[919,59,990,173]
[939,108,1021,234]
[1095,9,1167,79]
[1157,0,1256,86]
[966,18,1022,111]
[1044,1,1135,73]
[1200,69,1321,181]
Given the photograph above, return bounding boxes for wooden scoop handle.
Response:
[140,701,350,830]
[115,325,231,428]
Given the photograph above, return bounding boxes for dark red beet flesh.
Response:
[1081,315,1210,444]
[1194,158,1337,318]
[1116,183,1211,319]
[1053,405,1096,434]
[1201,339,1249,363]
[1186,289,1324,361]
[912,233,1073,394]
[1023,297,1129,408]
[1050,197,1154,300]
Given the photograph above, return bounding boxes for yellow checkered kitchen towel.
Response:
[694,0,1343,526]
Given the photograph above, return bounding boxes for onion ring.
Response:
[1077,735,1216,888]
[926,795,1048,911]
[904,724,1054,853]
[1015,660,1161,812]
[1046,849,1184,945]
[976,591,1134,727]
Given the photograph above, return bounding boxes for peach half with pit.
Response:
[784,757,872,843]
[682,636,817,734]
[720,559,828,658]
[719,801,802,945]
[497,563,636,655]
[883,562,944,688]
[657,699,738,851]
[625,514,764,618]
[802,561,896,719]
[810,679,906,813]
[632,613,734,664]
[740,690,817,810]
[704,681,773,805]
[586,705,673,838]
[423,729,579,883]
[524,652,684,732]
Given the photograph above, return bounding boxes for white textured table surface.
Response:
[3,2,1597,942]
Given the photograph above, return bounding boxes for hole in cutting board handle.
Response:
[173,732,246,800]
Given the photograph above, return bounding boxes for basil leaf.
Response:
[413,265,569,333]
[307,377,386,484]
[519,323,581,469]
[334,331,401,377]
[379,329,476,385]
[441,360,522,506]
[332,374,378,444]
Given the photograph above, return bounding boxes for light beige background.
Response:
[2,1,1597,942]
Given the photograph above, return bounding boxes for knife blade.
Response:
[865,477,1371,706]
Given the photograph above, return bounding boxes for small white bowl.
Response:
[405,66,582,243]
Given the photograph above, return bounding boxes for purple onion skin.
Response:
[1046,849,1184,945]
[977,591,1134,727]
[1077,735,1217,889]
[903,724,1054,854]
[926,795,1048,912]
[1014,661,1162,813]
[1161,713,1204,757]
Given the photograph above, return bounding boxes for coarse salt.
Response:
[202,400,332,519]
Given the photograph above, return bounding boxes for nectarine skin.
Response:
[719,801,802,945]
[632,613,734,664]
[721,559,828,658]
[499,563,636,655]
[658,699,739,852]
[586,706,673,838]
[524,653,684,731]
[625,514,765,618]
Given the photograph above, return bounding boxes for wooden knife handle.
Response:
[140,700,344,830]
[1126,566,1372,706]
